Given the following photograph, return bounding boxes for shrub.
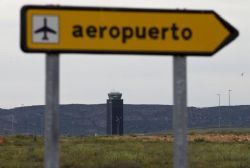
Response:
[194,137,206,143]
[0,136,6,145]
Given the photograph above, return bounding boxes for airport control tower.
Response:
[106,92,123,135]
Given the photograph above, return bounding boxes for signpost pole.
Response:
[45,53,60,168]
[173,56,187,168]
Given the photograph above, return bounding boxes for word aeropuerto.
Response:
[72,23,193,43]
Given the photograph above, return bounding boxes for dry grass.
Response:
[0,133,249,168]
[98,133,250,143]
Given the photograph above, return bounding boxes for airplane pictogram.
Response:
[34,18,57,40]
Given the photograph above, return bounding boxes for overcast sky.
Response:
[0,0,249,108]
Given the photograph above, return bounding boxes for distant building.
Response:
[106,92,123,135]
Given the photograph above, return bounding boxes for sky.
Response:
[0,0,249,108]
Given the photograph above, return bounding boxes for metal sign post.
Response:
[173,56,187,168]
[45,53,60,168]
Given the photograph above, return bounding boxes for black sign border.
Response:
[21,5,239,56]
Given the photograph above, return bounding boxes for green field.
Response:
[0,135,250,168]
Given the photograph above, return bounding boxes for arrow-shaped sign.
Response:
[21,6,238,56]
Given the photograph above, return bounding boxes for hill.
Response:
[0,104,250,135]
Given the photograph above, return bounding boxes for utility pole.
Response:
[217,94,221,129]
[228,89,232,128]
[228,89,232,107]
[11,114,14,135]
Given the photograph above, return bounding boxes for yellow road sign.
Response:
[21,6,238,55]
